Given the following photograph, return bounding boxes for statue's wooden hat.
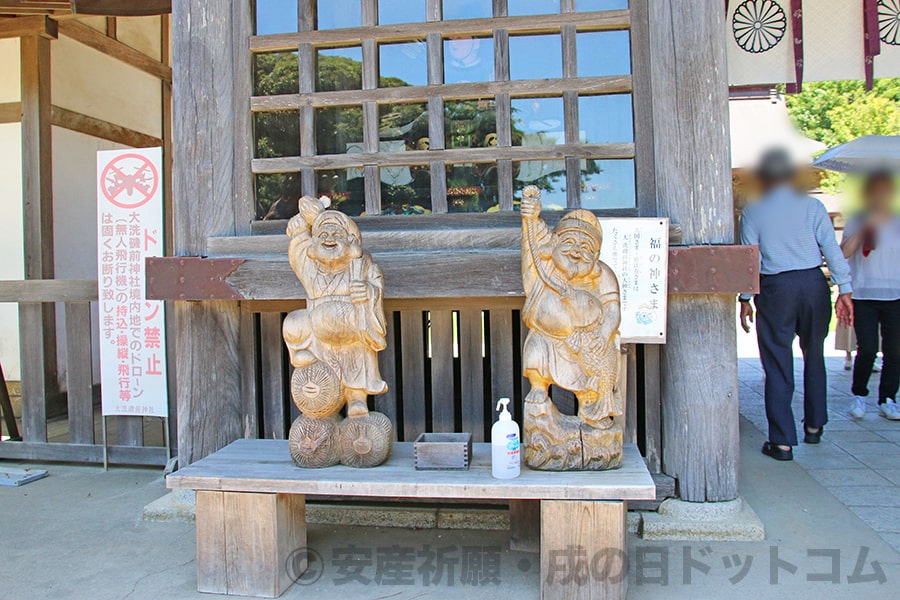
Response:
[553,209,603,250]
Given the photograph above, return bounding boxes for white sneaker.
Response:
[844,357,853,371]
[879,399,900,420]
[849,396,866,419]
[873,357,882,373]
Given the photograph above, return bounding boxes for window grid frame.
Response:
[251,0,638,217]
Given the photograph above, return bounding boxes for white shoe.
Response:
[844,357,853,371]
[879,399,900,420]
[849,396,866,419]
[873,358,882,373]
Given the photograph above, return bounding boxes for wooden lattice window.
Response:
[250,0,637,219]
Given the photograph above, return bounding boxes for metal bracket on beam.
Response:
[668,245,759,295]
[146,257,245,301]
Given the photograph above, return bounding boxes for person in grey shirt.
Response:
[739,148,854,461]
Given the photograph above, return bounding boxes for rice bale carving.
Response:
[283,195,393,468]
[519,186,623,471]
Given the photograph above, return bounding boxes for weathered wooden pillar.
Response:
[646,0,740,502]
[19,27,59,444]
[171,0,252,466]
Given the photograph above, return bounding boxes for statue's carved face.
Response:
[552,231,598,280]
[310,223,354,269]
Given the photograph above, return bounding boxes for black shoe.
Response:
[762,442,793,461]
[803,425,823,444]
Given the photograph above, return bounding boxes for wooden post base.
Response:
[196,491,307,598]
[509,499,541,553]
[540,500,627,600]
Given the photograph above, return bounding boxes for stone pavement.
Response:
[738,324,900,555]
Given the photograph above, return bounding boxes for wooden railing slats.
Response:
[429,309,455,433]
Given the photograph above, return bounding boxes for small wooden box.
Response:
[413,433,473,470]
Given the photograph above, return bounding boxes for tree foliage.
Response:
[781,79,900,191]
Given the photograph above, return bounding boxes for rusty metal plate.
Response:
[668,245,759,295]
[145,257,245,301]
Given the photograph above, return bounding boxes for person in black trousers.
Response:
[843,173,900,420]
[739,149,854,461]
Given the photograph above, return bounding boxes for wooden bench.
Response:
[167,439,655,599]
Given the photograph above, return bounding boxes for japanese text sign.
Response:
[598,218,669,343]
[97,148,168,417]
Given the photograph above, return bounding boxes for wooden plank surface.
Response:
[50,105,162,148]
[429,310,455,432]
[374,313,398,431]
[196,491,227,594]
[488,309,515,415]
[65,302,94,445]
[509,498,540,553]
[168,440,655,500]
[541,500,627,600]
[399,311,426,441]
[459,309,485,441]
[259,312,286,439]
[0,441,168,465]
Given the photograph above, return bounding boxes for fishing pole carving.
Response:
[283,195,392,468]
[520,186,624,470]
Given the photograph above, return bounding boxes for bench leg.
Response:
[509,499,541,553]
[196,491,307,597]
[540,500,627,600]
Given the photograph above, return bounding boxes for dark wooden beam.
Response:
[145,245,759,302]
[56,19,171,81]
[70,0,171,16]
[0,14,58,38]
[50,105,162,147]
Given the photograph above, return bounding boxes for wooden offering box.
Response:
[413,432,473,470]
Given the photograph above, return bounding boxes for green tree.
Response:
[782,79,900,191]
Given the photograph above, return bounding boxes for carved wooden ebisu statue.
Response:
[520,186,624,471]
[283,196,393,468]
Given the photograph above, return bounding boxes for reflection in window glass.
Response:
[381,165,432,215]
[316,0,361,29]
[379,0,427,24]
[315,106,363,155]
[442,0,492,20]
[577,31,631,77]
[379,41,428,88]
[444,37,494,84]
[446,162,499,212]
[509,34,562,81]
[513,160,567,211]
[508,0,559,16]
[317,169,367,215]
[257,173,301,220]
[445,99,496,149]
[379,102,429,150]
[581,159,636,209]
[254,111,300,158]
[255,0,298,35]
[578,95,633,144]
[317,47,363,91]
[254,52,299,96]
[577,0,628,10]
[511,98,564,146]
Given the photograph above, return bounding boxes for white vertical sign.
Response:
[97,148,168,417]
[598,218,669,344]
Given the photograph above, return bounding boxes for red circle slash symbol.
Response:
[101,154,159,209]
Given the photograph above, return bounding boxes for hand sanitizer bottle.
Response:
[492,398,520,479]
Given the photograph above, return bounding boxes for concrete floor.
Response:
[2,414,899,599]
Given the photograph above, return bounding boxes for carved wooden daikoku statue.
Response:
[520,186,623,471]
[283,196,393,468]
